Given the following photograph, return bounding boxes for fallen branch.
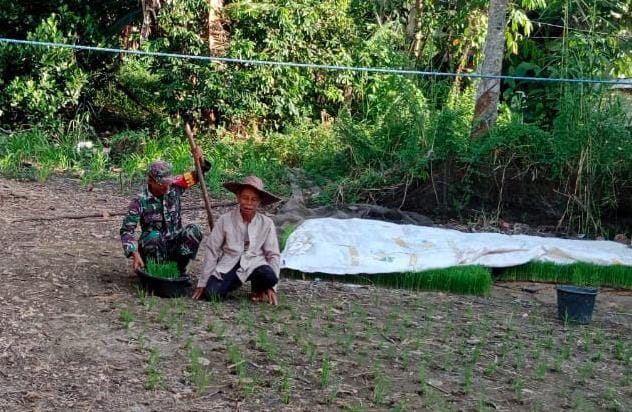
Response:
[11,201,237,223]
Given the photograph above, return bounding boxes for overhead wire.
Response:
[0,37,630,86]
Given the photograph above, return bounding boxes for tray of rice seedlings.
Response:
[281,265,493,296]
[136,259,192,298]
[495,262,632,290]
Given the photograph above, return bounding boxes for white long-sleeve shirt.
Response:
[198,208,280,287]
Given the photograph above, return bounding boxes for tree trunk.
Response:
[471,0,508,138]
[208,0,228,56]
[406,0,423,58]
[140,0,162,42]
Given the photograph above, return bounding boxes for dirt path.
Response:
[1,177,631,411]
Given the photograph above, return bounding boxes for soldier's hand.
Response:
[131,251,144,271]
[191,145,203,162]
[192,287,205,300]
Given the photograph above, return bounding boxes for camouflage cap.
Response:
[148,160,174,185]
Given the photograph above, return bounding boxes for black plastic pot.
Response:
[556,285,598,324]
[136,269,192,298]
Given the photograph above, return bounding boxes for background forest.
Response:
[0,0,630,236]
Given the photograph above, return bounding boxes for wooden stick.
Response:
[185,122,215,231]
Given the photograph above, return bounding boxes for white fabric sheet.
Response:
[280,218,632,274]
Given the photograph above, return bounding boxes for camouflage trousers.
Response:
[138,224,203,273]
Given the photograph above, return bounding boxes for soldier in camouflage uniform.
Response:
[120,146,211,274]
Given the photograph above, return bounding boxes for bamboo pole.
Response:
[185,122,215,231]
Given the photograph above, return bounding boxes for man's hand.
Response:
[131,251,144,271]
[250,288,278,305]
[192,287,205,300]
[191,145,203,162]
[263,288,278,306]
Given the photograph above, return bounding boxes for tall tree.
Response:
[471,0,509,138]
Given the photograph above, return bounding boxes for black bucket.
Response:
[556,285,598,324]
[136,269,192,298]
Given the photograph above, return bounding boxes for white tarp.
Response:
[280,218,632,274]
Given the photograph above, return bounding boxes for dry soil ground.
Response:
[1,176,631,411]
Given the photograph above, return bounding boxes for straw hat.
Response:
[223,175,282,206]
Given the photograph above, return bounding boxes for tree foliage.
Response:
[0,0,630,234]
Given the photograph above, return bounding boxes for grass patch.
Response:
[496,262,632,289]
[282,265,492,296]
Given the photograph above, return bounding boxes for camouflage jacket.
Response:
[120,160,210,257]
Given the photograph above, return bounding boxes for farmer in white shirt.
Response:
[192,176,281,305]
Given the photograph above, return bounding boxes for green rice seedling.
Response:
[136,286,148,306]
[512,377,524,402]
[372,367,389,404]
[483,359,497,378]
[535,361,547,381]
[281,265,493,295]
[570,393,594,410]
[514,340,525,370]
[137,329,146,352]
[279,367,293,404]
[622,367,632,386]
[441,350,452,371]
[207,319,226,339]
[442,321,454,341]
[342,402,365,412]
[614,338,626,361]
[119,308,133,329]
[189,344,212,395]
[392,400,409,412]
[147,295,158,311]
[591,349,604,362]
[471,342,483,365]
[551,352,563,372]
[475,394,493,412]
[327,379,341,404]
[145,259,181,279]
[562,341,573,360]
[497,262,632,290]
[146,348,162,390]
[593,329,605,346]
[303,341,317,363]
[579,363,593,385]
[175,318,184,337]
[402,348,411,370]
[227,343,244,373]
[531,344,542,362]
[157,304,169,328]
[463,365,473,394]
[207,294,222,313]
[258,329,276,359]
[320,355,331,388]
[418,362,427,395]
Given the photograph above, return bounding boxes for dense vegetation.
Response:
[0,0,630,236]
